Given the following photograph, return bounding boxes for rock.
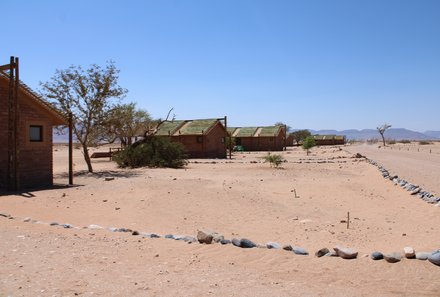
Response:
[88,224,103,229]
[164,234,175,239]
[132,231,140,236]
[371,251,384,260]
[315,248,330,257]
[266,242,281,249]
[108,227,117,232]
[231,238,241,247]
[182,236,197,243]
[116,228,132,233]
[415,252,431,260]
[410,188,421,195]
[49,222,59,226]
[240,238,257,248]
[334,246,358,259]
[105,177,115,181]
[150,233,160,238]
[282,244,293,251]
[384,252,402,263]
[212,233,224,243]
[23,217,31,222]
[428,250,440,266]
[62,224,73,229]
[0,212,11,218]
[220,239,231,245]
[292,247,308,255]
[403,247,415,258]
[197,230,214,244]
[325,251,338,257]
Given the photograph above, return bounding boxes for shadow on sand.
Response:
[0,183,82,198]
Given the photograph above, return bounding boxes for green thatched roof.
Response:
[156,119,222,136]
[155,120,184,136]
[230,126,284,137]
[258,126,282,137]
[177,119,218,135]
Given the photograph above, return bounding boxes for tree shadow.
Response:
[55,169,141,179]
[0,183,82,198]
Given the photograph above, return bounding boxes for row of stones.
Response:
[1,212,438,267]
[364,156,440,205]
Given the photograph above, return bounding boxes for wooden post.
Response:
[14,57,19,190]
[7,56,18,191]
[224,116,231,159]
[284,124,287,151]
[68,112,73,185]
[347,211,350,229]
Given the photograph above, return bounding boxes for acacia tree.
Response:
[41,62,127,172]
[290,129,311,145]
[302,136,316,155]
[105,103,152,146]
[377,124,392,147]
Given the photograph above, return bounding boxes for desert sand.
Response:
[1,143,440,296]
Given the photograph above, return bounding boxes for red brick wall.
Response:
[169,122,227,158]
[0,80,9,188]
[0,79,54,189]
[237,128,286,151]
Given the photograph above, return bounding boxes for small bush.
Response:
[113,136,188,168]
[398,139,411,144]
[262,153,285,168]
[418,141,431,145]
[302,136,316,155]
[387,139,396,145]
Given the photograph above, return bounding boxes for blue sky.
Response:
[3,0,440,131]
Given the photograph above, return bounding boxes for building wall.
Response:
[237,129,285,151]
[169,122,226,158]
[0,79,55,189]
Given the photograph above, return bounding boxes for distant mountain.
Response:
[303,128,438,141]
[424,131,440,139]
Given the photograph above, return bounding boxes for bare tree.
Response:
[41,62,127,172]
[377,124,392,146]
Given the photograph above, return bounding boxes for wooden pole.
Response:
[68,112,73,185]
[225,116,231,159]
[7,56,17,190]
[347,211,350,229]
[14,57,19,190]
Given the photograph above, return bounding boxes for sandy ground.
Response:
[347,142,440,196]
[1,144,440,296]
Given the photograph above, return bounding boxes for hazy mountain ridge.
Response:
[305,128,439,141]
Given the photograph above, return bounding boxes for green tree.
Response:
[105,103,152,146]
[41,62,127,172]
[290,129,311,145]
[302,136,316,155]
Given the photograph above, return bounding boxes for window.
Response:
[29,125,43,142]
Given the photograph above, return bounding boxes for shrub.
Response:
[113,136,188,168]
[302,136,316,155]
[387,139,396,145]
[262,153,285,168]
[398,140,411,144]
[418,141,431,145]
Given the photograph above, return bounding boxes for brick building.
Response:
[313,135,346,146]
[155,119,227,158]
[228,125,286,151]
[0,71,66,190]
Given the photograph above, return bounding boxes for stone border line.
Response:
[358,153,440,206]
[1,212,439,267]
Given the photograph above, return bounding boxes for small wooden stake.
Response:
[347,212,350,229]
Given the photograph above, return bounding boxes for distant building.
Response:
[313,135,346,146]
[155,118,227,158]
[228,125,286,151]
[0,70,66,190]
